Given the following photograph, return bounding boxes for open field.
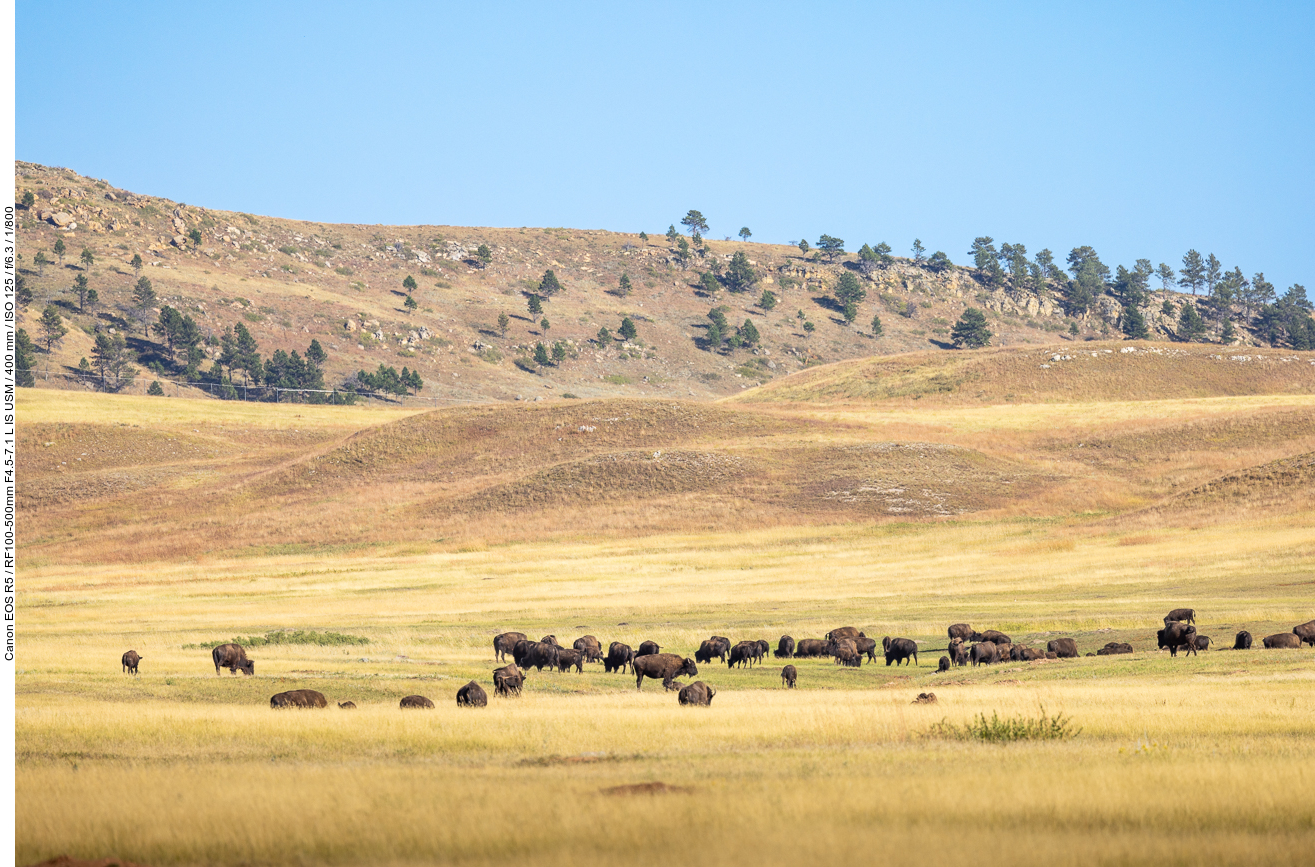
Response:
[16,347,1315,866]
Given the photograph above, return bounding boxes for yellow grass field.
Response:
[16,364,1315,866]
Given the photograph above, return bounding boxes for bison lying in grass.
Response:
[270,689,327,709]
[677,681,716,706]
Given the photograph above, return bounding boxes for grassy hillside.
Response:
[14,162,1269,407]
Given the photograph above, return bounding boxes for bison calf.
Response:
[781,664,797,688]
[338,701,357,709]
[121,650,141,675]
[937,656,950,672]
[493,663,525,697]
[399,695,435,709]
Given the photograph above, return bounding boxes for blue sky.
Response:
[16,2,1315,291]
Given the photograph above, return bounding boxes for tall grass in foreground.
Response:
[927,706,1079,742]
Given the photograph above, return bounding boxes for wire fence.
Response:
[27,366,473,406]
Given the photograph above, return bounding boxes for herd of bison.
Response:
[118,611,1315,711]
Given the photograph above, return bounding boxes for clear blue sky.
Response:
[16,2,1315,291]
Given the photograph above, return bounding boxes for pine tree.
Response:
[551,341,567,364]
[1178,301,1207,341]
[739,227,752,242]
[54,238,66,265]
[758,290,777,312]
[911,239,926,265]
[538,269,562,296]
[80,247,95,271]
[39,304,68,351]
[132,276,157,334]
[597,327,613,348]
[618,317,637,341]
[738,319,760,346]
[870,314,884,337]
[497,313,510,336]
[403,275,417,294]
[533,342,550,366]
[1121,305,1149,340]
[540,318,550,335]
[797,239,810,257]
[834,271,866,308]
[131,253,143,276]
[1179,250,1205,295]
[950,308,992,348]
[681,210,709,240]
[15,329,35,387]
[404,295,417,313]
[72,274,90,312]
[476,244,493,268]
[527,294,543,316]
[617,273,632,296]
[725,251,757,292]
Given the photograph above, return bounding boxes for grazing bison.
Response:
[400,695,435,709]
[1191,634,1211,652]
[834,646,861,667]
[755,639,771,661]
[937,656,951,672]
[556,648,584,673]
[775,635,795,659]
[520,641,561,672]
[1293,620,1315,648]
[677,681,716,706]
[493,631,527,662]
[604,641,634,674]
[1011,646,1045,661]
[212,643,255,676]
[728,641,757,669]
[457,681,488,707]
[855,636,879,663]
[708,636,731,660]
[1157,623,1197,657]
[1164,608,1196,626]
[1233,631,1253,650]
[970,641,999,666]
[913,692,937,704]
[978,630,1011,647]
[883,637,918,667]
[794,638,830,658]
[121,650,141,675]
[633,653,698,691]
[1096,642,1134,655]
[830,638,858,660]
[636,640,661,658]
[695,640,718,665]
[539,635,559,646]
[781,664,797,688]
[1047,638,1079,658]
[948,638,968,667]
[493,663,525,697]
[338,701,356,709]
[573,635,603,663]
[270,689,327,709]
[947,623,975,641]
[1263,632,1302,649]
[511,639,533,667]
[826,627,864,643]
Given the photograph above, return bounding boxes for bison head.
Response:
[680,658,698,678]
[239,660,255,675]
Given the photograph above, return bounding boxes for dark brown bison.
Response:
[1293,620,1315,647]
[708,636,731,660]
[338,701,356,709]
[1012,645,1045,661]
[121,650,141,675]
[826,627,864,642]
[754,639,770,661]
[493,663,525,697]
[794,638,830,658]
[636,640,661,657]
[677,681,716,706]
[855,637,879,663]
[1157,623,1197,656]
[728,641,757,668]
[270,689,328,709]
[1096,642,1134,655]
[511,639,533,667]
[947,623,975,640]
[913,692,937,704]
[539,635,559,646]
[212,643,254,676]
[555,648,584,673]
[775,635,795,658]
[1190,634,1211,651]
[948,638,968,667]
[400,695,435,709]
[1263,632,1302,649]
[970,641,999,666]
[883,637,918,667]
[836,648,861,667]
[1233,631,1253,650]
[457,681,488,707]
[937,656,950,672]
[493,631,527,662]
[695,640,721,665]
[605,641,634,673]
[572,635,603,663]
[978,630,1011,647]
[1047,638,1078,658]
[1164,608,1196,626]
[520,641,561,672]
[829,637,858,661]
[633,653,697,690]
[781,664,797,687]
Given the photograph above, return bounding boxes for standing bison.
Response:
[1164,608,1196,626]
[1293,620,1315,648]
[883,637,918,667]
[555,648,584,673]
[573,635,603,663]
[605,642,634,674]
[948,638,968,667]
[855,637,879,663]
[775,635,795,659]
[826,627,864,643]
[728,641,757,669]
[519,641,561,672]
[1157,623,1197,656]
[493,664,525,697]
[270,689,327,709]
[695,640,722,665]
[457,681,488,707]
[937,656,951,672]
[1047,638,1078,658]
[121,650,141,675]
[677,681,716,706]
[493,631,527,662]
[212,643,254,676]
[970,642,999,666]
[781,664,797,688]
[636,640,661,658]
[794,639,830,658]
[400,695,434,709]
[633,653,698,691]
[1233,631,1253,650]
[1263,633,1302,649]
[977,630,1011,647]
[947,623,975,640]
[1190,635,1211,652]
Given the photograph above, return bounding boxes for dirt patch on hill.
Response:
[1155,451,1315,513]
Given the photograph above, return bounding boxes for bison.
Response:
[121,650,141,675]
[633,653,697,690]
[970,641,999,666]
[1190,634,1211,652]
[1233,631,1253,650]
[1293,620,1315,648]
[270,689,327,709]
[829,638,858,661]
[836,648,861,667]
[781,664,797,688]
[636,640,661,657]
[338,701,357,709]
[728,641,757,669]
[572,635,603,663]
[457,681,488,707]
[1157,623,1197,657]
[755,639,771,661]
[212,643,254,676]
[400,695,434,709]
[978,630,1011,647]
[775,635,795,659]
[826,627,864,643]
[539,634,559,646]
[1011,646,1045,661]
[520,641,561,672]
[855,636,879,663]
[677,680,716,706]
[493,663,525,697]
[937,656,950,672]
[1096,642,1134,655]
[493,631,527,662]
[1164,608,1196,626]
[948,638,968,667]
[1263,632,1302,649]
[947,623,975,640]
[1047,638,1078,658]
[604,641,634,673]
[555,648,584,673]
[695,640,721,665]
[794,638,829,658]
[883,637,918,667]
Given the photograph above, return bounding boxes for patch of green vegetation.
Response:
[478,347,503,364]
[420,268,437,277]
[434,280,452,289]
[278,246,298,256]
[138,204,159,219]
[334,266,354,277]
[243,311,265,323]
[185,629,370,650]
[562,393,579,399]
[602,374,634,385]
[927,708,1079,743]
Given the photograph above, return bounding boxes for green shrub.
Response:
[926,707,1078,743]
[185,629,369,649]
